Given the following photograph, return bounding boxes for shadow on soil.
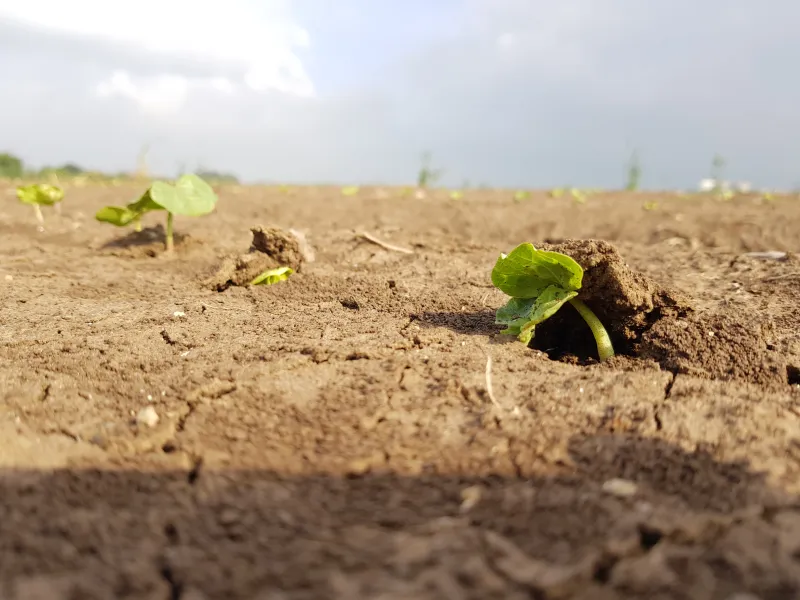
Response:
[1,432,795,599]
[99,224,191,252]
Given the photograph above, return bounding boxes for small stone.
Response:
[4,274,12,281]
[136,406,160,428]
[460,485,483,512]
[602,478,639,497]
[173,311,186,318]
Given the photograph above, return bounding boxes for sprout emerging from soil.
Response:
[491,243,615,361]
[341,186,360,197]
[250,266,293,286]
[16,183,64,224]
[95,174,218,251]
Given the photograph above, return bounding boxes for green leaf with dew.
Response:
[250,266,294,286]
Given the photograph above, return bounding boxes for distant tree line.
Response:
[0,151,240,184]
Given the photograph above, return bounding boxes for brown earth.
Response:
[1,183,800,600]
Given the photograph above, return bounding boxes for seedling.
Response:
[95,174,217,251]
[491,242,615,361]
[341,186,360,197]
[250,266,294,286]
[513,190,531,202]
[570,188,587,204]
[449,190,464,200]
[16,183,64,224]
[642,201,659,211]
[549,188,565,199]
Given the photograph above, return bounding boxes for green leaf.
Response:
[16,184,64,206]
[495,286,578,344]
[250,266,294,286]
[491,243,583,299]
[149,174,218,216]
[95,206,140,226]
[126,189,163,215]
[341,186,360,196]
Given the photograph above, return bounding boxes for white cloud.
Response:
[0,0,315,113]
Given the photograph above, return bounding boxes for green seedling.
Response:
[95,174,217,251]
[449,190,464,200]
[549,188,565,199]
[642,201,659,211]
[250,266,294,286]
[570,188,587,204]
[513,190,531,202]
[341,186,360,197]
[491,242,615,362]
[16,183,64,224]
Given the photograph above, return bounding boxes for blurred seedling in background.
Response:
[449,190,464,200]
[16,183,64,225]
[491,243,614,362]
[513,190,531,202]
[95,174,218,251]
[642,201,659,211]
[417,152,444,190]
[341,186,360,197]
[549,188,565,199]
[570,188,587,204]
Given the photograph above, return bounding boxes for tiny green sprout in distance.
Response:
[340,186,360,197]
[16,183,64,224]
[491,243,615,362]
[570,188,587,204]
[95,174,218,251]
[250,266,294,286]
[642,201,659,211]
[449,190,464,200]
[513,190,531,202]
[549,188,565,199]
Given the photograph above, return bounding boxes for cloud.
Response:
[1,0,800,189]
[0,0,315,114]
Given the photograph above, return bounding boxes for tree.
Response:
[0,152,24,178]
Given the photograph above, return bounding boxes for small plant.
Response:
[95,174,217,251]
[16,183,64,224]
[417,152,443,189]
[250,266,293,286]
[449,190,464,200]
[625,151,641,191]
[570,188,587,204]
[642,201,659,211]
[491,242,615,362]
[513,190,531,202]
[549,188,565,199]
[341,186,360,197]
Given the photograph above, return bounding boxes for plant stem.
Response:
[134,217,142,232]
[165,212,174,251]
[568,298,615,361]
[33,204,44,224]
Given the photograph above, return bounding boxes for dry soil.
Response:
[1,183,799,600]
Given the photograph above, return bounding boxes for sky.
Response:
[1,0,800,189]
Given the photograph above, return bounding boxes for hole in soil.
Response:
[592,554,618,583]
[787,365,800,386]
[637,525,663,551]
[159,565,183,600]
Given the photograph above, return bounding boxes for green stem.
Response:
[165,212,174,251]
[33,204,44,224]
[568,298,615,361]
[134,216,142,232]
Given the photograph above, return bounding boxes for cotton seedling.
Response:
[570,188,587,204]
[491,242,615,361]
[341,186,360,197]
[549,188,565,199]
[16,183,64,224]
[449,190,464,200]
[95,174,218,251]
[250,266,294,286]
[513,190,531,202]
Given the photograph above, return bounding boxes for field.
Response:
[1,182,799,600]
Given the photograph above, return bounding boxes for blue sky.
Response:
[1,0,800,189]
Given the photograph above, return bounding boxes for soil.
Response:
[1,184,800,600]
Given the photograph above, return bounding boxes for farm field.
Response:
[1,182,800,599]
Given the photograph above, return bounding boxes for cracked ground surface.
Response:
[1,184,800,599]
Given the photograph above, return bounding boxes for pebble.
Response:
[136,406,160,428]
[602,478,639,497]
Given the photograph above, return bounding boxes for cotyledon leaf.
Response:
[491,242,583,299]
[495,285,578,344]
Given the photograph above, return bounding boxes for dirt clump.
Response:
[206,226,307,291]
[638,313,788,386]
[530,239,689,360]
